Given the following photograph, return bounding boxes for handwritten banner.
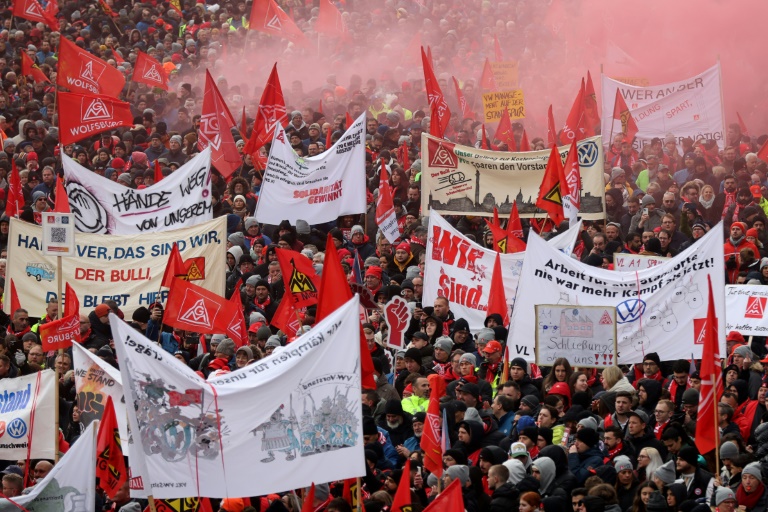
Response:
[482,89,525,122]
[724,285,768,336]
[62,148,212,234]
[491,61,519,90]
[614,254,669,271]
[535,305,617,368]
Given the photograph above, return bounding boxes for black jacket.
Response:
[489,483,517,512]
[627,431,668,460]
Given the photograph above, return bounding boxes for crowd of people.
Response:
[0,0,768,512]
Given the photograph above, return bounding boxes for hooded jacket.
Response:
[568,445,604,484]
[637,378,662,418]
[489,482,518,512]
[539,445,578,495]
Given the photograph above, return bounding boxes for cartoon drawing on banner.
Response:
[535,305,617,368]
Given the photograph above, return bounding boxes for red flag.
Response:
[225,280,248,346]
[423,478,464,512]
[97,0,118,17]
[613,89,638,143]
[8,278,20,316]
[96,396,127,499]
[244,63,287,154]
[109,45,125,65]
[198,70,241,178]
[390,459,412,512]
[422,374,446,477]
[161,243,186,288]
[44,0,58,17]
[584,71,600,133]
[376,160,400,244]
[493,35,503,61]
[520,129,531,151]
[535,145,567,225]
[154,160,163,183]
[507,201,524,240]
[316,0,350,40]
[53,176,70,213]
[342,479,367,511]
[132,51,168,91]
[57,38,125,97]
[452,76,472,121]
[164,278,228,334]
[758,138,768,164]
[397,141,410,171]
[562,140,581,209]
[315,233,376,389]
[421,47,450,138]
[426,46,433,66]
[249,0,308,46]
[325,124,332,149]
[483,217,507,252]
[480,124,489,150]
[21,51,49,83]
[695,276,722,455]
[479,58,497,91]
[13,0,59,30]
[562,78,589,143]
[65,282,79,318]
[496,107,516,151]
[6,160,23,218]
[168,0,182,15]
[487,253,509,326]
[301,483,316,512]
[547,104,558,147]
[345,112,353,128]
[737,112,749,136]
[58,92,133,146]
[270,295,302,338]
[40,314,79,351]
[276,248,320,308]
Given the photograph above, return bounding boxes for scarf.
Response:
[462,374,478,384]
[722,191,736,217]
[604,440,625,463]
[484,362,500,382]
[730,235,745,248]
[653,420,668,440]
[255,295,271,309]
[736,481,765,509]
[699,194,715,209]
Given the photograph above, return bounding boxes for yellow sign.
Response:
[482,90,525,122]
[491,61,519,90]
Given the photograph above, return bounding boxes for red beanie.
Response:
[732,222,747,234]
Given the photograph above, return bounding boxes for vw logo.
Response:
[616,299,647,324]
[578,141,599,167]
[7,418,27,439]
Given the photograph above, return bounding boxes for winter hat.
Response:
[682,388,699,405]
[132,307,151,324]
[216,339,236,357]
[643,352,661,367]
[614,455,633,473]
[734,345,753,358]
[521,426,538,441]
[577,416,598,431]
[412,411,426,425]
[476,327,495,344]
[365,266,383,279]
[314,483,330,502]
[715,487,737,506]
[610,167,625,181]
[575,427,599,447]
[458,383,480,401]
[235,346,253,360]
[444,464,469,486]
[538,427,554,445]
[246,275,260,287]
[384,399,405,417]
[720,440,739,460]
[646,492,668,512]
[244,217,258,230]
[434,336,453,353]
[228,232,245,247]
[95,304,111,318]
[641,195,656,206]
[743,462,763,481]
[256,326,272,341]
[510,357,528,372]
[459,353,476,366]
[32,191,46,203]
[521,395,540,409]
[295,219,310,235]
[653,460,676,485]
[732,221,747,234]
[627,410,649,425]
[219,498,244,512]
[351,225,364,235]
[233,194,246,205]
[403,347,422,362]
[170,135,182,145]
[362,416,377,436]
[265,336,282,349]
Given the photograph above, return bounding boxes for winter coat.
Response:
[568,445,604,484]
[489,483,518,512]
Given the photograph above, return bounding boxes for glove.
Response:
[14,351,25,366]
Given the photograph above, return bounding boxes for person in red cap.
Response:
[364,265,383,296]
[478,340,504,389]
[391,241,416,273]
[724,222,759,283]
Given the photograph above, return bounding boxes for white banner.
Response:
[6,217,226,316]
[255,113,367,225]
[423,211,580,332]
[114,297,364,499]
[62,148,212,234]
[614,254,669,271]
[420,133,605,220]
[0,423,96,512]
[724,285,768,336]
[601,64,725,150]
[508,225,726,363]
[0,370,55,460]
[72,343,128,449]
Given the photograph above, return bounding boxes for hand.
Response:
[14,351,25,366]
[150,307,162,321]
[396,445,411,458]
[384,296,411,349]
[413,471,424,490]
[568,444,578,454]
[482,400,491,410]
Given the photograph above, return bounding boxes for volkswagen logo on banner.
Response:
[578,141,599,167]
[7,418,27,439]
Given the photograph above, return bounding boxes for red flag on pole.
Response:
[345,112,354,128]
[198,70,241,178]
[520,129,531,151]
[562,78,588,143]
[737,112,749,136]
[318,99,323,115]
[421,47,450,138]
[500,346,510,385]
[452,76,472,121]
[40,314,79,351]
[161,243,186,288]
[421,374,446,477]
[57,92,133,146]
[479,57,497,91]
[496,107,516,151]
[13,0,59,30]
[535,145,567,225]
[164,278,228,334]
[300,483,316,512]
[132,51,168,90]
[758,139,768,164]
[270,295,302,339]
[422,478,464,512]
[695,275,722,455]
[249,0,308,46]
[6,160,22,218]
[65,282,79,318]
[316,0,350,40]
[20,51,49,83]
[96,396,127,499]
[547,104,558,147]
[325,124,332,150]
[275,248,320,309]
[493,35,503,61]
[154,160,163,183]
[487,253,509,326]
[225,280,248,346]
[8,278,20,316]
[507,201,524,240]
[480,124,490,150]
[53,177,70,213]
[390,459,412,512]
[244,63,287,154]
[57,38,125,97]
[613,88,639,143]
[584,71,600,133]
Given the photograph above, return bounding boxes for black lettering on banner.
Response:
[111,190,171,213]
[178,167,208,197]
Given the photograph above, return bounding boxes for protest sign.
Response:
[724,285,768,336]
[62,148,212,234]
[601,64,725,150]
[421,133,605,220]
[255,113,367,225]
[491,61,519,90]
[6,217,226,316]
[482,90,525,122]
[0,370,55,460]
[535,305,617,368]
[614,254,669,271]
[115,297,364,499]
[0,423,96,512]
[423,211,580,331]
[612,76,650,87]
[507,225,725,363]
[72,343,128,448]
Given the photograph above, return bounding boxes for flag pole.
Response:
[148,495,158,512]
[355,477,362,512]
[54,255,63,463]
[713,371,720,477]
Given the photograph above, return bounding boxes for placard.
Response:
[724,285,768,336]
[614,253,669,271]
[535,305,617,368]
[491,61,519,90]
[482,90,525,122]
[41,212,75,256]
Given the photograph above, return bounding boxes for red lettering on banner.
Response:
[75,268,106,281]
[110,268,151,282]
[438,269,484,310]
[430,226,483,271]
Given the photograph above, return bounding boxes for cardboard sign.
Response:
[535,305,617,368]
[482,90,525,122]
[724,285,768,336]
[491,61,519,90]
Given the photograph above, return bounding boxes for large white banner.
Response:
[724,285,768,336]
[255,113,367,225]
[507,225,726,363]
[0,423,96,512]
[72,343,128,448]
[0,370,55,460]
[420,134,605,220]
[601,64,725,150]
[423,211,581,332]
[114,297,364,499]
[62,148,212,234]
[6,217,226,316]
